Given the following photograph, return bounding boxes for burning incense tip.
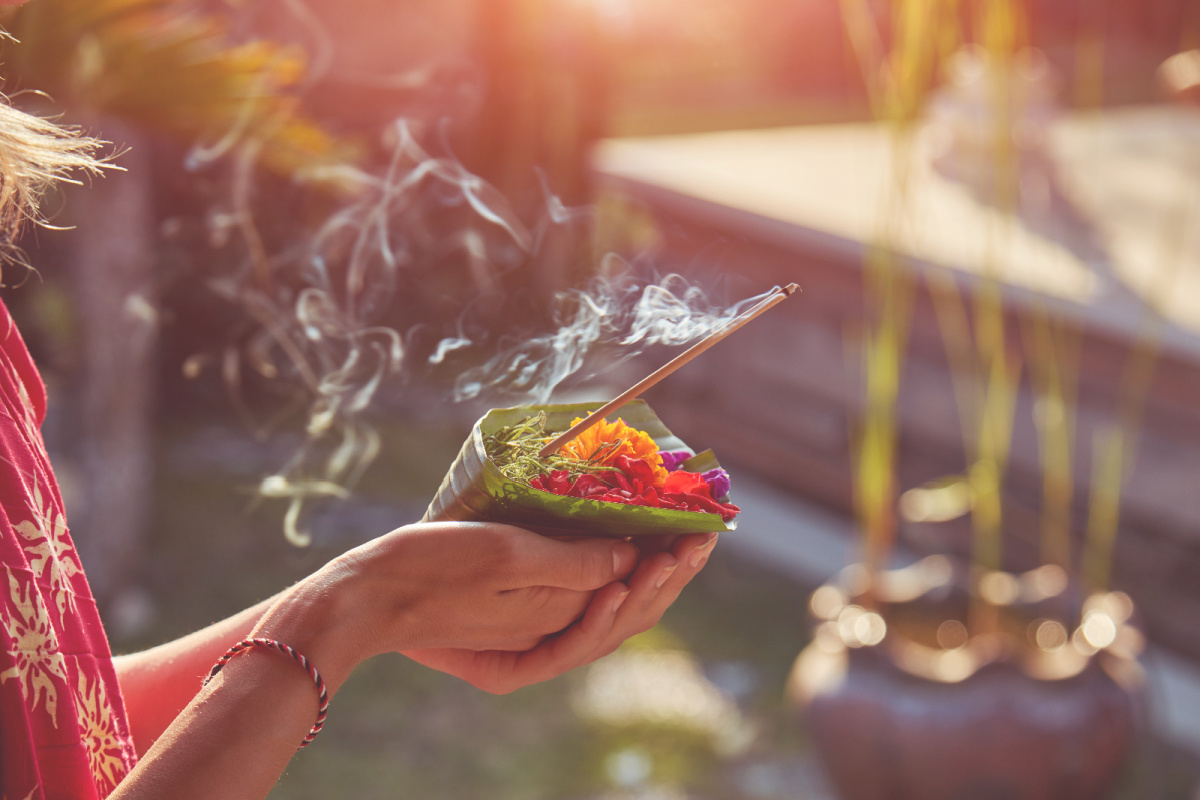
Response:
[537,283,799,458]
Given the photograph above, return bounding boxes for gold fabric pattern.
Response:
[74,669,128,793]
[14,480,81,620]
[0,567,67,727]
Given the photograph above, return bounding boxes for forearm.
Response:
[113,594,281,755]
[110,638,326,800]
[111,563,362,799]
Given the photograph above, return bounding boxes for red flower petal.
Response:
[568,473,610,498]
[607,469,633,493]
[662,470,712,498]
[613,455,662,488]
[664,491,740,521]
[531,467,739,521]
[532,470,574,495]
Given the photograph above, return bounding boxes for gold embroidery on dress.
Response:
[15,480,81,619]
[0,567,67,727]
[74,669,128,794]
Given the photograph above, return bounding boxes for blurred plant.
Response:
[841,0,958,578]
[918,0,1030,633]
[2,0,348,176]
[842,0,1185,624]
[1,0,359,287]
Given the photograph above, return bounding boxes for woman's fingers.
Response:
[494,533,714,647]
[637,532,717,621]
[341,523,649,653]
[612,551,678,631]
[682,532,719,570]
[500,584,593,639]
[482,544,694,690]
[399,530,721,693]
[513,534,640,591]
[499,581,632,688]
[591,532,718,659]
[409,581,632,694]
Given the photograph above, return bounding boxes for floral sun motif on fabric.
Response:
[0,567,67,727]
[15,480,81,619]
[74,670,128,793]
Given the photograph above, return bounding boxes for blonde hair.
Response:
[0,99,106,276]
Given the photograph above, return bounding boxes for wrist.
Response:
[205,639,329,748]
[248,558,377,696]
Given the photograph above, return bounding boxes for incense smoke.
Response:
[203,120,540,543]
[204,120,756,544]
[447,271,772,405]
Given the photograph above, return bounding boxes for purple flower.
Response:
[701,468,731,500]
[659,450,694,472]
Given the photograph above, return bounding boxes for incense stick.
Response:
[538,283,799,458]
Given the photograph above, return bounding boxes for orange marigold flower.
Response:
[557,417,668,487]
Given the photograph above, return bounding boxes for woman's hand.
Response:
[112,524,716,798]
[248,522,641,693]
[402,531,719,694]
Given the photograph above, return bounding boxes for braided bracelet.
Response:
[204,638,330,749]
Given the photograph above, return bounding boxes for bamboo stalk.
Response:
[1083,426,1124,592]
[537,283,799,457]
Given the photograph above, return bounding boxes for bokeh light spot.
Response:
[1034,619,1069,652]
[605,748,652,789]
[979,570,1020,605]
[810,585,845,620]
[936,619,969,650]
[1019,564,1068,601]
[1081,611,1117,649]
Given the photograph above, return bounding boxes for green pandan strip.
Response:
[421,400,736,537]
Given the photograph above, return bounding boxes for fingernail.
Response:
[656,564,678,589]
[613,542,637,574]
[612,589,630,613]
[689,535,718,568]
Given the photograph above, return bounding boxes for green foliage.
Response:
[483,411,623,486]
[1,0,355,179]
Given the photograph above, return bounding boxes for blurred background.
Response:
[2,0,1200,797]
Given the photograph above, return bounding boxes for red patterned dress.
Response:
[0,300,137,798]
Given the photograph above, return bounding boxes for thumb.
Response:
[521,536,640,591]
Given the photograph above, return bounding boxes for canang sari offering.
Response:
[422,400,738,537]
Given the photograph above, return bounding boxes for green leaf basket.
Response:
[421,400,737,537]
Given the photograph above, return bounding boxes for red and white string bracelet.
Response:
[204,638,330,749]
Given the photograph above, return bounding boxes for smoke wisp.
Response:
[448,270,774,405]
[204,120,760,544]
